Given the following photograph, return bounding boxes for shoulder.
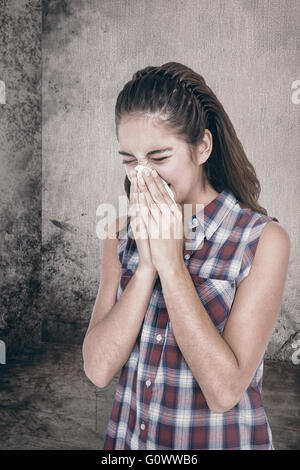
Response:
[242,220,291,284]
[233,202,283,238]
[235,219,290,290]
[258,221,291,257]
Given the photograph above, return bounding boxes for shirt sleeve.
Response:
[235,215,279,288]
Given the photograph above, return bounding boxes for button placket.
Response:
[140,299,168,445]
[156,333,163,342]
[141,330,165,443]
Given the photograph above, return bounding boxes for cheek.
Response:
[168,164,190,185]
[165,169,179,185]
[171,174,185,186]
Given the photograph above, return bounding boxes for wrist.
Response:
[136,265,158,280]
[157,259,186,278]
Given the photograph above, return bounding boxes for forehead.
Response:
[118,113,181,148]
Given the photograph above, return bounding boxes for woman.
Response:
[82,62,290,450]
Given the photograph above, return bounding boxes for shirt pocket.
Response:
[189,274,236,334]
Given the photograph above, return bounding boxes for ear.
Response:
[195,129,213,166]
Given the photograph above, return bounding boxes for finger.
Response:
[139,191,161,241]
[142,169,174,214]
[129,174,139,220]
[137,176,159,224]
[130,180,144,239]
[129,171,136,204]
[138,170,162,207]
[136,173,144,194]
[137,196,149,241]
[132,176,149,241]
[151,170,176,206]
[149,172,180,217]
[139,171,175,236]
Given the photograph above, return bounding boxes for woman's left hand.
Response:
[136,168,184,273]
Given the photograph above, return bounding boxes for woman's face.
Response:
[118,113,202,205]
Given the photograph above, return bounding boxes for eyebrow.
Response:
[118,147,173,158]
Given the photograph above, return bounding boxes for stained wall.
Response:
[0,0,42,357]
[41,0,300,360]
[0,0,299,361]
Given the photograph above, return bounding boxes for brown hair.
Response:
[115,62,268,215]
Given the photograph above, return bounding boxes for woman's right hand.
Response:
[129,169,158,278]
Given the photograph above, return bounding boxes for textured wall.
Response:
[42,0,299,360]
[0,0,42,358]
[0,0,298,361]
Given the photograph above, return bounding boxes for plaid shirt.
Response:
[102,189,279,450]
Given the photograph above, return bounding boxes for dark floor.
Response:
[0,343,299,450]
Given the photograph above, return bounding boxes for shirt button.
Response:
[146,379,151,387]
[140,423,146,431]
[156,334,162,342]
[184,254,190,260]
[192,218,199,226]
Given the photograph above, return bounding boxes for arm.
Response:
[158,222,290,413]
[82,218,158,388]
[83,267,157,388]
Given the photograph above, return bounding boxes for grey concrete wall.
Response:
[42,0,300,360]
[0,0,42,358]
[0,0,299,362]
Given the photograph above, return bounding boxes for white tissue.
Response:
[134,165,176,203]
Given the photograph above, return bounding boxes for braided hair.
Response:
[115,62,268,215]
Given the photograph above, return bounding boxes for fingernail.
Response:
[144,169,150,176]
[139,176,145,185]
[152,169,158,177]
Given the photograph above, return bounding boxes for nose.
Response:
[134,164,156,180]
[128,163,154,182]
[135,161,152,169]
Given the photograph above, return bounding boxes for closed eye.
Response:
[122,157,170,164]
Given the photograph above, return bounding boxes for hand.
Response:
[137,168,185,273]
[128,169,157,276]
